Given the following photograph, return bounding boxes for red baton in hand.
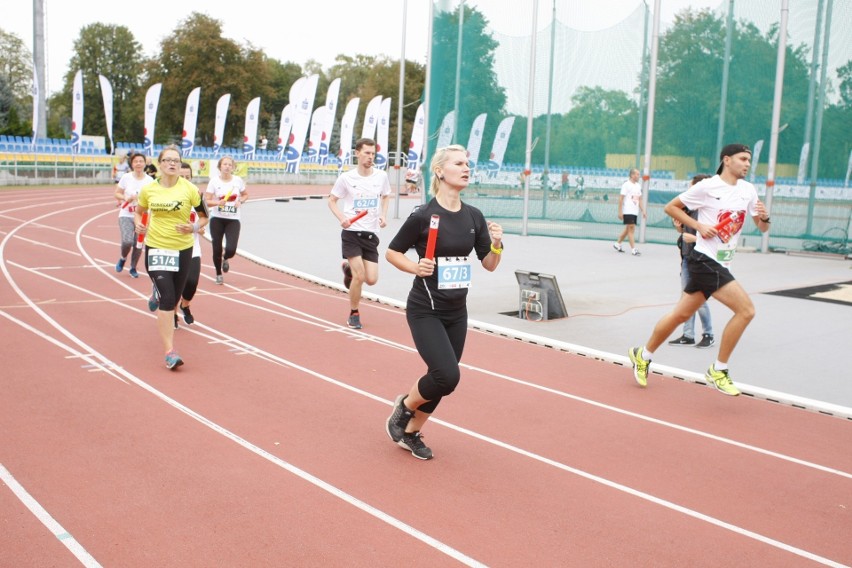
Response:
[348,210,368,224]
[136,212,148,249]
[425,215,440,259]
[714,211,734,242]
[714,211,732,231]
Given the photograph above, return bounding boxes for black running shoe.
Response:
[668,335,695,346]
[398,431,433,460]
[182,305,194,325]
[696,334,715,348]
[386,395,414,443]
[223,259,230,273]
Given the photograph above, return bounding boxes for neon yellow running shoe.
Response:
[628,347,650,387]
[705,365,740,396]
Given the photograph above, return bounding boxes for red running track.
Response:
[1,185,850,567]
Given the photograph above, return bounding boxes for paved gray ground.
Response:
[234,194,852,414]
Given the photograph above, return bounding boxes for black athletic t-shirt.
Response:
[388,198,492,311]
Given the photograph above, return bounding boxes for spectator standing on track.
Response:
[113,152,153,278]
[175,161,208,329]
[205,156,248,285]
[668,174,714,348]
[613,168,645,255]
[628,144,770,396]
[327,137,391,330]
[135,145,206,370]
[385,144,504,460]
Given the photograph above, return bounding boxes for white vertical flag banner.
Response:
[213,93,231,156]
[31,60,39,147]
[283,77,306,166]
[71,70,84,154]
[98,75,114,154]
[243,97,261,160]
[181,87,201,157]
[406,104,425,175]
[321,77,341,165]
[465,113,487,172]
[437,111,455,149]
[143,83,162,157]
[797,143,809,185]
[306,106,329,163]
[750,139,764,182]
[276,103,293,160]
[286,74,318,173]
[485,116,515,176]
[375,97,391,170]
[338,97,360,168]
[361,95,382,140]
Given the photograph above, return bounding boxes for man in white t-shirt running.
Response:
[327,138,391,329]
[628,143,770,396]
[614,168,646,255]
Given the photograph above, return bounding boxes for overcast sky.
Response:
[7,0,725,95]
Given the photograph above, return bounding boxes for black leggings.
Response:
[145,246,193,311]
[406,304,468,414]
[181,256,202,303]
[209,217,241,275]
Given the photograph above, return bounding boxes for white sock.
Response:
[643,347,654,360]
[714,360,728,371]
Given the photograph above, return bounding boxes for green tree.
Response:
[501,87,636,168]
[327,54,425,159]
[0,28,33,136]
[654,9,810,171]
[817,59,852,179]
[427,5,507,158]
[56,23,145,145]
[145,12,274,148]
[0,29,32,100]
[264,58,303,142]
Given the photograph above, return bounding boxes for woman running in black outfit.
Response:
[385,144,504,460]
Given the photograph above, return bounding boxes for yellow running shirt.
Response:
[138,177,202,250]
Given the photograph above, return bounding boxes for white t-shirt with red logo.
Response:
[678,175,759,268]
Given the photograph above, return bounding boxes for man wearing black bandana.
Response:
[629,143,770,397]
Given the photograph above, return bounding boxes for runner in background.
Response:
[113,152,152,278]
[327,138,391,330]
[175,161,208,329]
[205,156,248,285]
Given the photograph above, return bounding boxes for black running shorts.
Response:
[341,230,380,263]
[684,251,736,299]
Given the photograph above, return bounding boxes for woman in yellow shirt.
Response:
[135,145,206,369]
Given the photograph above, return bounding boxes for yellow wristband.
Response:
[490,243,503,255]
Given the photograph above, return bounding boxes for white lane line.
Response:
[0,463,103,568]
[173,256,852,481]
[2,201,489,568]
[32,245,850,568]
[21,205,849,566]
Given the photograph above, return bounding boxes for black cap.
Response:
[716,143,751,175]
